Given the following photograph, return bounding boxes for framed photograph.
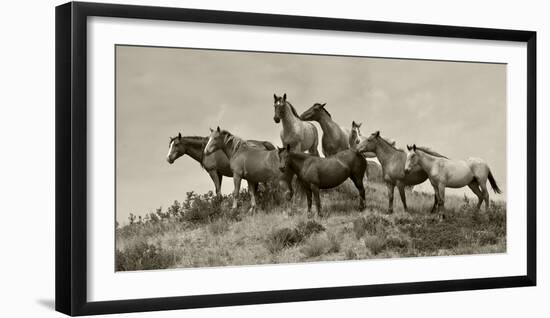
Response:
[56,1,536,316]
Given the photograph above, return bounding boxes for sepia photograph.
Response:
[114,45,507,271]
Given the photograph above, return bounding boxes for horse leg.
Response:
[350,175,366,210]
[437,183,446,213]
[248,182,259,214]
[208,170,221,196]
[217,172,223,195]
[232,175,242,210]
[397,183,408,212]
[304,184,313,217]
[467,181,484,210]
[311,184,322,217]
[430,183,439,213]
[386,182,395,214]
[478,180,490,211]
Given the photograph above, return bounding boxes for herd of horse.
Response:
[167,93,501,217]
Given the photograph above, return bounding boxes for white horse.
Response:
[404,144,502,212]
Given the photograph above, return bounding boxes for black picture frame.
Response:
[55,1,537,316]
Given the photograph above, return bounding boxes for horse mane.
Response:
[376,135,403,152]
[285,101,301,119]
[415,146,449,159]
[221,130,246,154]
[320,105,331,118]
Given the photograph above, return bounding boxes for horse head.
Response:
[350,121,363,147]
[166,132,184,164]
[204,126,224,156]
[357,130,380,153]
[277,144,292,172]
[299,102,327,121]
[273,93,288,123]
[404,144,418,173]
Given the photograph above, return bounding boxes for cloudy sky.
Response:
[116,45,506,223]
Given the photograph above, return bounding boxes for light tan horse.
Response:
[299,102,349,157]
[405,144,502,213]
[273,94,319,155]
[204,127,293,213]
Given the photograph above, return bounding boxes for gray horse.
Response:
[299,102,350,157]
[278,144,366,217]
[204,127,293,213]
[166,133,275,195]
[273,94,319,155]
[357,131,434,214]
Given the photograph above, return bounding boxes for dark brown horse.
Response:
[167,133,275,195]
[278,145,366,217]
[204,128,293,213]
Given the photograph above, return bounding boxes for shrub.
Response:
[300,234,333,258]
[115,241,176,271]
[265,228,303,253]
[327,232,341,253]
[182,191,224,224]
[296,220,325,237]
[353,214,391,239]
[345,248,357,260]
[364,235,386,255]
[208,218,230,235]
[476,231,498,245]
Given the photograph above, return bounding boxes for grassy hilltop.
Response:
[115,180,506,271]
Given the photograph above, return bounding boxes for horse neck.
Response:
[375,139,402,167]
[281,104,301,132]
[288,152,308,173]
[182,138,207,163]
[416,151,437,171]
[315,111,338,134]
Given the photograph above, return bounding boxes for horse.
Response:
[404,144,502,213]
[356,131,434,214]
[166,132,276,195]
[273,94,319,155]
[299,102,349,157]
[203,127,293,213]
[278,144,366,217]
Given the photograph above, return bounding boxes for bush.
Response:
[296,220,325,237]
[300,235,327,258]
[353,214,391,239]
[345,248,357,260]
[265,220,326,254]
[182,191,224,224]
[115,241,176,271]
[265,227,303,253]
[208,218,230,235]
[364,235,386,255]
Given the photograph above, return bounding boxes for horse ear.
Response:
[178,132,181,139]
[407,144,411,151]
[216,126,221,132]
[358,122,362,128]
[413,144,417,151]
[209,127,214,133]
[321,103,326,107]
[283,93,287,101]
[375,131,380,137]
[273,94,277,101]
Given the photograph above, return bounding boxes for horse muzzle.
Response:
[273,117,280,123]
[167,157,174,164]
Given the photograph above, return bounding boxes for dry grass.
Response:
[115,181,506,271]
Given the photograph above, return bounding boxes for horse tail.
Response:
[487,169,502,194]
